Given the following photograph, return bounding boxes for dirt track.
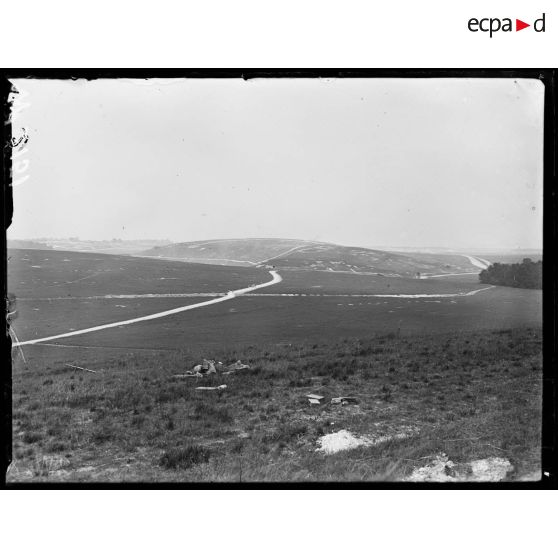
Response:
[14,270,283,347]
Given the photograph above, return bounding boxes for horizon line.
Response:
[7,235,543,254]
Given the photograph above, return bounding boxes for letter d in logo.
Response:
[534,13,545,32]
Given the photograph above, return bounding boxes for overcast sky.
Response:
[9,77,543,251]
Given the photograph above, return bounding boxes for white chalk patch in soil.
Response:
[470,458,514,481]
[407,454,513,482]
[316,428,417,455]
[316,430,365,454]
[34,455,71,476]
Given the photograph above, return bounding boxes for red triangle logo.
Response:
[516,19,530,31]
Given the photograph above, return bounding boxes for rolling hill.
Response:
[142,238,484,277]
[142,238,308,266]
[8,238,170,255]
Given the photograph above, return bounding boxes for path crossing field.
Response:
[8,248,541,353]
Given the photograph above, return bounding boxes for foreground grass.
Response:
[8,327,542,482]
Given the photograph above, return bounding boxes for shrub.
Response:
[22,431,42,444]
[263,423,308,444]
[46,440,67,452]
[159,445,210,470]
[380,385,393,402]
[91,425,114,443]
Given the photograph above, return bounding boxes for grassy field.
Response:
[8,248,267,343]
[11,297,213,340]
[9,249,541,349]
[11,284,540,352]
[7,247,543,482]
[259,268,482,294]
[8,327,542,483]
[8,249,268,298]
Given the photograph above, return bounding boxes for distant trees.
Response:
[479,258,542,289]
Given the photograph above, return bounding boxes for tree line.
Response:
[479,258,542,289]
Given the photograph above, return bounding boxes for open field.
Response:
[8,249,268,298]
[12,285,540,353]
[9,249,541,350]
[9,249,267,342]
[257,268,484,294]
[8,327,542,482]
[12,297,212,340]
[7,247,543,482]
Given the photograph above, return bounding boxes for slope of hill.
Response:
[7,239,53,250]
[9,238,170,255]
[142,238,483,277]
[143,238,312,266]
[268,244,481,276]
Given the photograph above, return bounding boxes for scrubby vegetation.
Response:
[8,327,542,482]
[159,445,211,470]
[480,259,542,289]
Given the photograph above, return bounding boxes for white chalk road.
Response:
[13,270,283,347]
[462,255,491,270]
[419,255,491,278]
[13,262,497,347]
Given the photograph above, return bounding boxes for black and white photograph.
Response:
[3,74,546,484]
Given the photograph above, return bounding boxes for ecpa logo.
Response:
[468,13,546,37]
